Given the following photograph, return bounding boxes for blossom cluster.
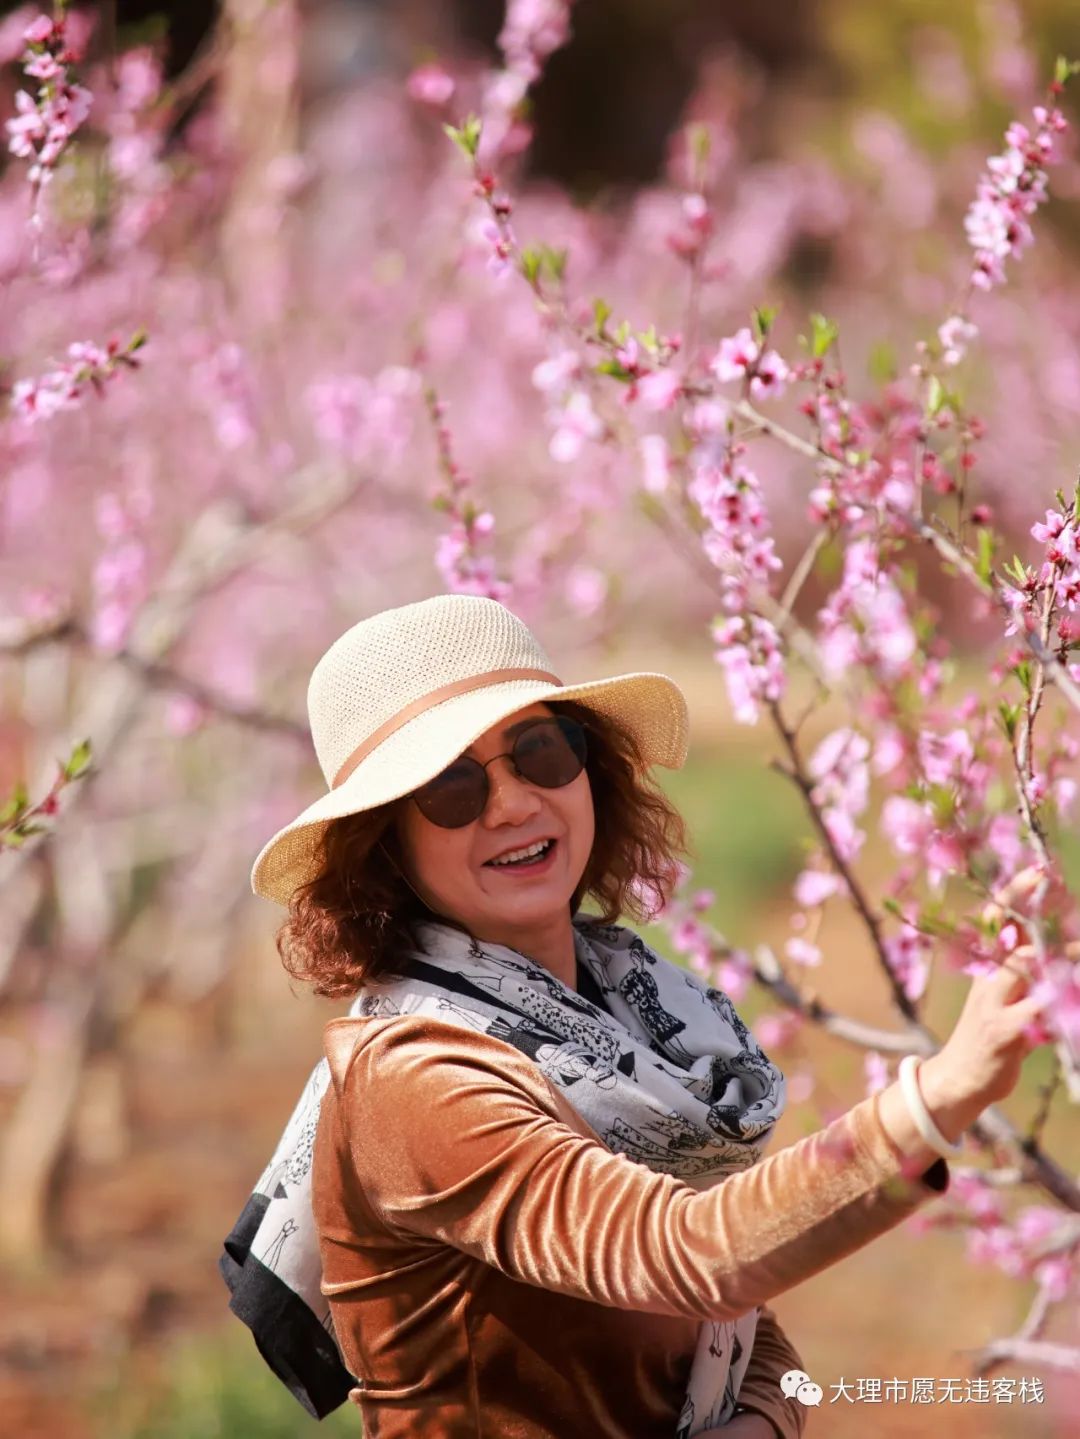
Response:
[710,326,790,402]
[689,439,787,723]
[4,12,92,198]
[481,0,576,161]
[964,100,1068,291]
[816,540,917,684]
[807,727,872,866]
[10,333,145,424]
[946,1175,1076,1302]
[531,348,605,463]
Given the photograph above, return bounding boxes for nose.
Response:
[480,754,543,826]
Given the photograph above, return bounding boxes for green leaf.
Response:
[613,320,631,346]
[1055,56,1080,86]
[752,305,778,343]
[975,527,996,584]
[519,248,541,286]
[595,358,634,382]
[540,245,567,282]
[927,375,945,416]
[808,312,839,359]
[127,329,149,354]
[0,782,29,825]
[442,115,482,160]
[687,122,711,168]
[867,341,897,383]
[64,738,92,779]
[997,701,1022,741]
[639,324,660,356]
[593,298,612,335]
[927,784,957,826]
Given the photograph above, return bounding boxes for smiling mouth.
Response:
[483,838,557,869]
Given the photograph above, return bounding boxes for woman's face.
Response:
[392,701,595,947]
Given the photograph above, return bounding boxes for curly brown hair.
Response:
[275,698,692,999]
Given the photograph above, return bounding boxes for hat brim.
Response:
[250,671,688,906]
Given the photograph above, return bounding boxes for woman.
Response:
[229,593,1043,1439]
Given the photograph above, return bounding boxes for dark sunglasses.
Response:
[410,716,589,829]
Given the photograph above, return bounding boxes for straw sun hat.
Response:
[250,594,690,906]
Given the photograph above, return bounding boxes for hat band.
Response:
[331,667,563,789]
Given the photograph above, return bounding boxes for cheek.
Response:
[567,775,596,849]
[405,821,474,886]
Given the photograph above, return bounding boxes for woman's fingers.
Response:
[981,866,1045,927]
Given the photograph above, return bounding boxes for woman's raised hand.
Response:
[918,866,1052,1120]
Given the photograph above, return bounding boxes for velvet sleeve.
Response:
[733,1304,808,1439]
[334,1016,949,1325]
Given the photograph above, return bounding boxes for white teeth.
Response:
[489,839,552,866]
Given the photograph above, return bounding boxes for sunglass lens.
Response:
[412,758,486,828]
[514,717,587,786]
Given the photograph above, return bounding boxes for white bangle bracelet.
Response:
[897,1054,964,1159]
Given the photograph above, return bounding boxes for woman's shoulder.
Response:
[322,1012,550,1097]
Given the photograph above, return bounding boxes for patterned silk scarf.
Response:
[220,915,787,1436]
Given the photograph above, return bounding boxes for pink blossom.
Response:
[1015,1205,1064,1249]
[951,1170,1003,1223]
[548,389,603,462]
[863,1051,890,1095]
[636,368,681,411]
[711,612,786,724]
[880,795,933,856]
[709,326,788,400]
[755,1012,801,1051]
[1032,508,1067,545]
[497,0,573,85]
[710,327,759,382]
[967,1224,1026,1277]
[817,542,916,681]
[749,349,789,401]
[808,728,870,864]
[690,458,782,596]
[925,830,967,886]
[1052,776,1077,818]
[964,100,1068,291]
[23,15,54,46]
[6,15,94,198]
[565,565,607,617]
[640,434,670,495]
[984,812,1026,873]
[794,868,842,907]
[1030,960,1080,1045]
[406,62,456,107]
[871,726,906,777]
[917,727,974,786]
[10,334,139,425]
[531,348,581,393]
[784,937,822,967]
[883,925,930,1002]
[937,314,978,366]
[1034,1256,1074,1301]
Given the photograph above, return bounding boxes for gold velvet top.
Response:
[312,1014,949,1439]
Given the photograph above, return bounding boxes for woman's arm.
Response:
[327,1015,950,1324]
